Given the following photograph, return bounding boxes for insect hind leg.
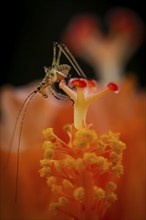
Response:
[52,42,57,68]
[49,86,66,100]
[55,42,87,79]
[56,47,62,66]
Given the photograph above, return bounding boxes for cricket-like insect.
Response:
[7,42,87,202]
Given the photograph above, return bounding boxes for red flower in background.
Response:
[63,8,144,84]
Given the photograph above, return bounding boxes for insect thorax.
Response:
[37,64,71,98]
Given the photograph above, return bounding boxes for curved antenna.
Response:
[55,42,87,79]
[4,91,37,170]
[14,91,37,202]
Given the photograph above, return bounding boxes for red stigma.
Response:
[107,82,119,93]
[88,80,97,88]
[69,78,88,88]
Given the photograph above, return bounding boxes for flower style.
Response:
[39,78,125,220]
[59,79,118,129]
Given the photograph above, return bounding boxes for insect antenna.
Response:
[55,42,87,79]
[14,90,37,202]
[4,91,36,170]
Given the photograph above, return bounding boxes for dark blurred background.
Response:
[2,0,146,88]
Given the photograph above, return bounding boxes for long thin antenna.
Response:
[15,91,36,202]
[55,42,87,79]
[5,91,37,170]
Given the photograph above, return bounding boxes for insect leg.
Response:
[55,42,87,78]
[54,42,82,77]
[56,46,62,66]
[49,86,65,100]
[61,43,87,79]
[52,42,57,68]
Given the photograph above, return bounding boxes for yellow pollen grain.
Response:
[63,179,73,188]
[73,187,85,200]
[47,176,56,187]
[112,164,124,176]
[83,153,98,164]
[44,148,54,159]
[111,140,126,154]
[106,181,117,191]
[110,152,122,164]
[96,156,110,170]
[40,159,49,167]
[58,196,69,206]
[73,128,97,148]
[42,140,55,150]
[63,124,72,133]
[100,131,119,142]
[63,157,75,168]
[106,192,117,203]
[49,202,59,212]
[39,167,51,177]
[43,128,54,140]
[94,186,106,200]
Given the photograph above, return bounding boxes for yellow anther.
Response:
[106,181,117,191]
[106,192,117,203]
[83,153,98,164]
[63,157,75,168]
[94,186,106,200]
[112,164,124,176]
[39,167,51,177]
[44,148,54,159]
[111,140,126,154]
[42,140,55,150]
[73,187,85,200]
[47,176,56,187]
[100,131,119,142]
[96,156,110,170]
[49,202,59,212]
[63,179,73,188]
[58,196,69,206]
[42,128,54,140]
[73,128,97,148]
[63,124,72,133]
[40,159,49,167]
[110,152,122,164]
